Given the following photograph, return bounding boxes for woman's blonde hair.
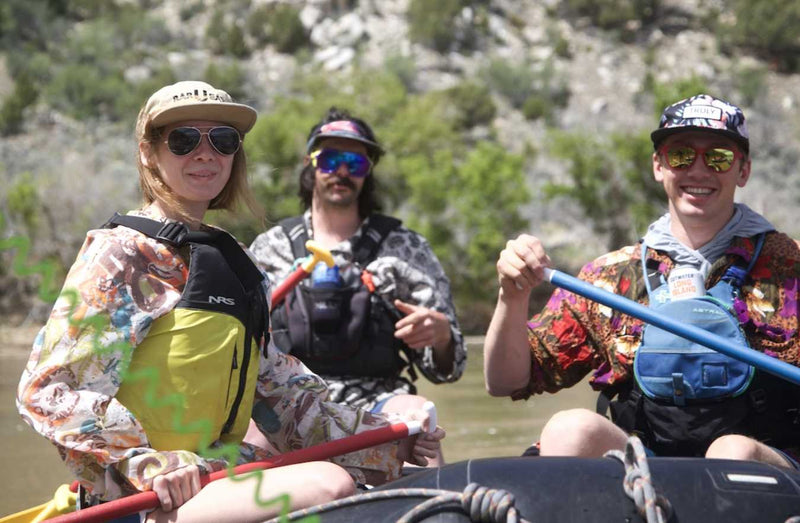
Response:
[134,102,263,223]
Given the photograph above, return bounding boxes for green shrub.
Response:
[206,9,249,57]
[651,75,709,118]
[40,11,172,122]
[408,0,462,52]
[522,94,549,121]
[734,65,767,106]
[545,130,661,249]
[719,0,800,73]
[46,64,127,120]
[0,71,38,136]
[562,0,659,40]
[179,1,203,21]
[407,0,486,53]
[445,82,496,129]
[384,55,417,92]
[271,5,308,54]
[6,172,40,236]
[0,0,63,51]
[245,4,307,54]
[204,62,248,102]
[245,4,272,45]
[547,25,572,59]
[483,58,570,121]
[482,58,537,108]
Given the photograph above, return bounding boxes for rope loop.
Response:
[460,482,518,523]
[605,436,674,523]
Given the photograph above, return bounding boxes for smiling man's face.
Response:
[653,130,750,234]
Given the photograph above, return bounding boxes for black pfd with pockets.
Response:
[104,213,268,440]
[270,214,417,380]
[600,233,800,456]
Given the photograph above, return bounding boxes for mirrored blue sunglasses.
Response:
[310,148,373,178]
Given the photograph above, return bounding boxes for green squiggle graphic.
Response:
[4,226,320,522]
[0,215,59,302]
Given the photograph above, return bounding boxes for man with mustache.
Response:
[249,107,465,466]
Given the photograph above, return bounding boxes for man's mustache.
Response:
[325,177,356,190]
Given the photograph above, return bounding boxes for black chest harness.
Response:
[270,214,417,381]
[104,213,268,437]
[600,234,800,456]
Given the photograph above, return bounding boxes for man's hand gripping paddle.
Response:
[271,240,334,305]
[543,267,800,386]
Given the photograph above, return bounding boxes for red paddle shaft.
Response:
[47,421,420,523]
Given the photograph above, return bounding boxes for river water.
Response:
[0,327,595,517]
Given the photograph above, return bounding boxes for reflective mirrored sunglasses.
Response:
[659,144,743,173]
[165,126,242,156]
[309,148,373,178]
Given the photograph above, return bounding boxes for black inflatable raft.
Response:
[270,449,800,522]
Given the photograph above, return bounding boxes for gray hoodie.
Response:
[642,203,774,276]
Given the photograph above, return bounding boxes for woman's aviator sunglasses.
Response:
[165,126,242,156]
[659,144,743,173]
[310,148,373,178]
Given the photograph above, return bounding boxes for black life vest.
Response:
[104,213,268,443]
[599,234,800,456]
[270,214,417,380]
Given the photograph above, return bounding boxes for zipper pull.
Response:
[232,345,238,369]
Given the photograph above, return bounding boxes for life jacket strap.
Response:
[279,213,402,267]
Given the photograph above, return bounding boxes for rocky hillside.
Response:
[1,0,799,326]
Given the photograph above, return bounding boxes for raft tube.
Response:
[302,455,800,522]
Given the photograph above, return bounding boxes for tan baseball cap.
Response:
[143,81,257,134]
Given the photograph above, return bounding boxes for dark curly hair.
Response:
[299,107,383,218]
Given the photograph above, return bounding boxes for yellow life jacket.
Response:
[109,214,266,453]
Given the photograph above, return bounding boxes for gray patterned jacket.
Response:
[249,210,466,410]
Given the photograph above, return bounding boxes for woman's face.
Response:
[142,120,236,219]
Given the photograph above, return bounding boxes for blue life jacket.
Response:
[633,234,765,406]
[598,233,800,456]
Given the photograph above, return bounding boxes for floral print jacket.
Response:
[16,209,401,500]
[515,232,800,399]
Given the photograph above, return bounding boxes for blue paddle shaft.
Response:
[544,268,800,386]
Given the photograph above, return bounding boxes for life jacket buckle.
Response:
[155,221,189,246]
[672,373,686,406]
[721,265,747,288]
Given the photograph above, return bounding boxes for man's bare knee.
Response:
[544,408,599,434]
[540,409,625,457]
[706,434,756,460]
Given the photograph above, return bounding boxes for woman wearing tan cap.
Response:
[17,81,437,522]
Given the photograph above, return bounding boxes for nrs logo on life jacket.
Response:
[209,295,236,306]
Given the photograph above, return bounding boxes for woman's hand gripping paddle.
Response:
[45,413,434,523]
[543,267,800,386]
[271,240,334,305]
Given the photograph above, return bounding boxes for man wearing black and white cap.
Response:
[249,107,465,466]
[484,94,800,468]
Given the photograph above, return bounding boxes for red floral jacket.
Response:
[514,232,800,400]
